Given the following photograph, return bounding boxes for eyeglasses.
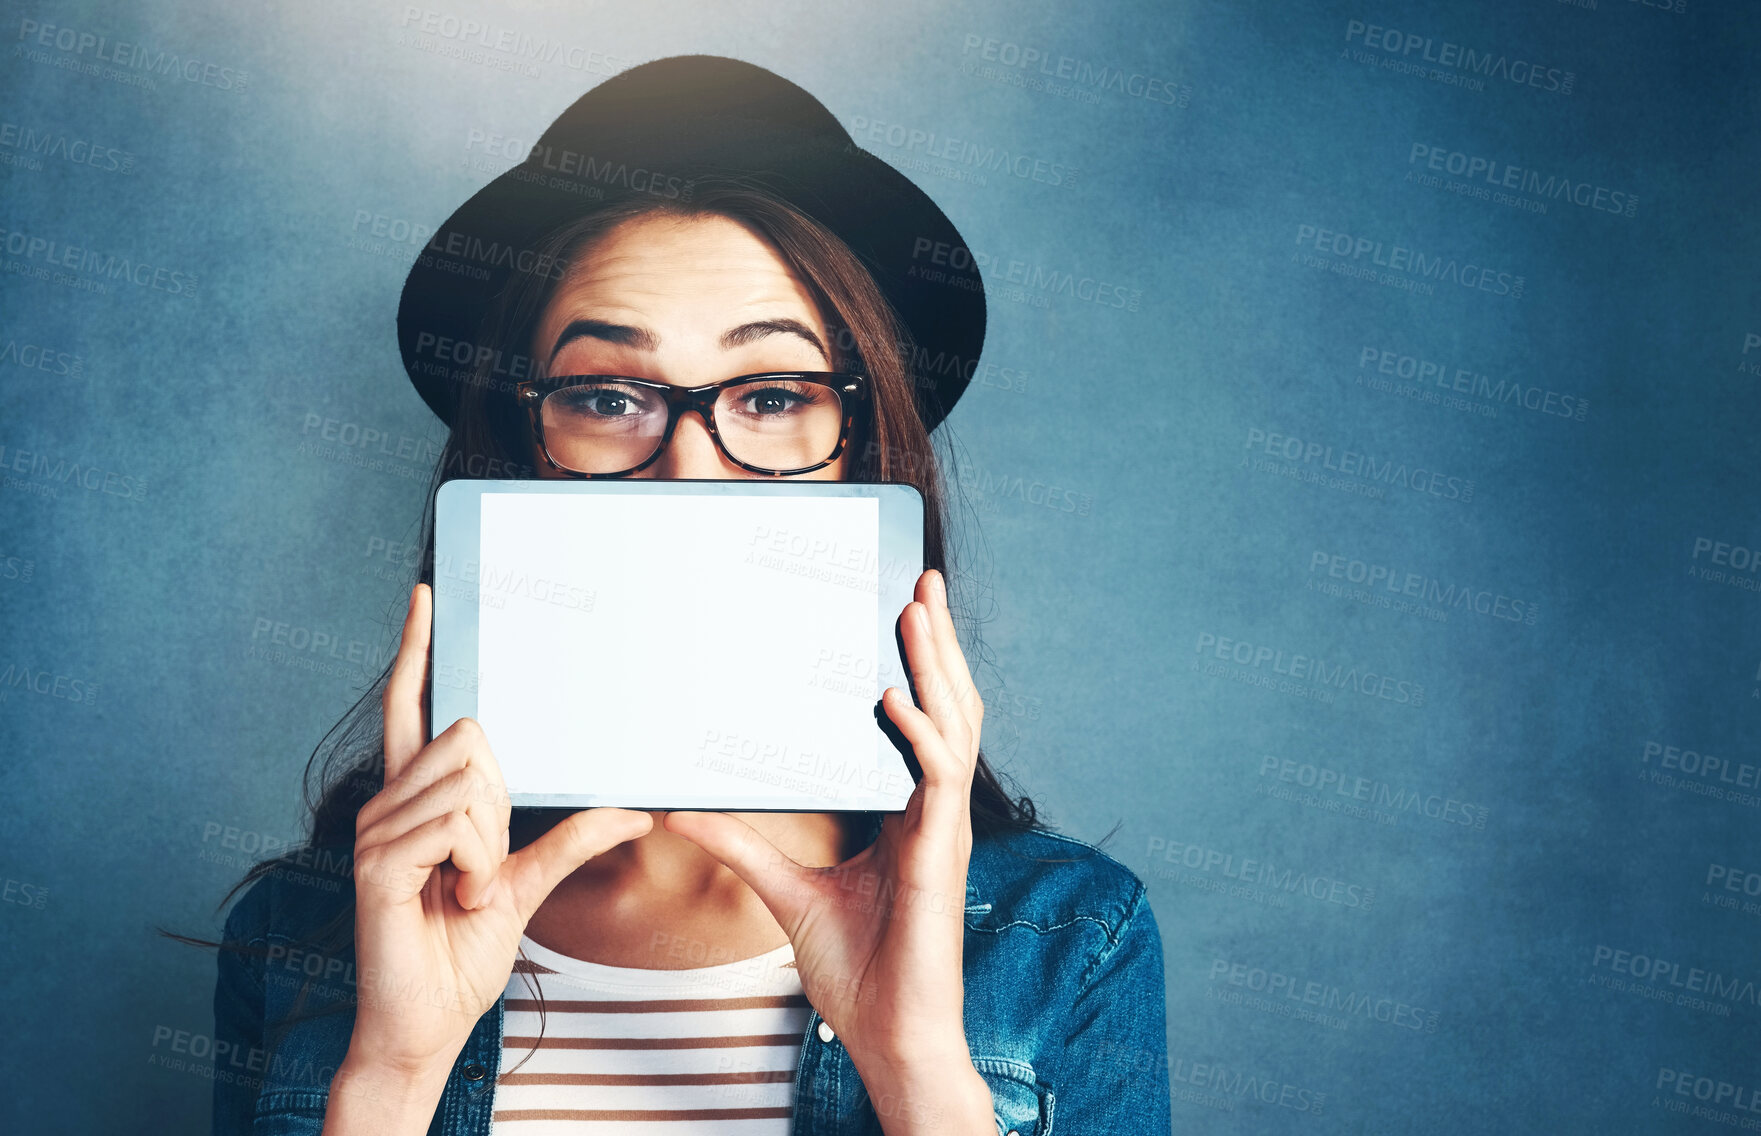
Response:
[514,371,868,478]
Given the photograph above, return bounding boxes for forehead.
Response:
[534,213,823,341]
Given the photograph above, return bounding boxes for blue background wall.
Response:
[3,0,1758,1131]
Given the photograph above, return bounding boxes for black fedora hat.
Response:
[396,54,987,435]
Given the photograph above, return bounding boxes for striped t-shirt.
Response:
[489,933,810,1134]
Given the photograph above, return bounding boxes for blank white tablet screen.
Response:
[475,491,882,803]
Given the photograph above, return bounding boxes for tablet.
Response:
[430,478,923,812]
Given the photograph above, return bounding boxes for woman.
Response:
[199,56,1170,1136]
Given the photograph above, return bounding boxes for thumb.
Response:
[661,811,816,931]
[506,808,653,923]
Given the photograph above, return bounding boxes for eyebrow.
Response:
[547,317,829,367]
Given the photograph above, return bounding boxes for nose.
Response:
[639,408,752,479]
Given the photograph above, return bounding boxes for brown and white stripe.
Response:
[489,934,809,1134]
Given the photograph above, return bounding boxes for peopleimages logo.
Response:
[0,226,198,297]
[1146,837,1376,909]
[0,338,82,376]
[910,237,1142,311]
[1295,224,1524,299]
[1257,755,1489,830]
[1208,957,1441,1032]
[0,123,134,174]
[1590,945,1761,1013]
[15,18,250,92]
[1358,346,1588,422]
[847,115,1079,188]
[1344,20,1575,94]
[417,226,567,283]
[398,8,628,77]
[1641,741,1760,791]
[1194,631,1426,707]
[0,442,148,500]
[0,663,98,706]
[958,34,1188,105]
[464,132,691,201]
[1653,1068,1761,1126]
[1307,549,1539,625]
[1244,426,1475,502]
[1407,143,1637,218]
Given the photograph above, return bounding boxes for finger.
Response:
[900,596,973,769]
[358,764,508,907]
[359,716,496,833]
[506,808,654,924]
[357,810,495,908]
[660,811,817,930]
[882,687,971,836]
[436,718,514,882]
[419,717,513,847]
[920,570,983,737]
[383,583,433,783]
[357,775,502,911]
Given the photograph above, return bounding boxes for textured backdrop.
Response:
[2,0,1758,1131]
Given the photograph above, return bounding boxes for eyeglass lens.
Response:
[541,377,846,473]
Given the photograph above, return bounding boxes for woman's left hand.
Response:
[663,567,993,1133]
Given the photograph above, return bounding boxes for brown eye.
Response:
[552,382,658,419]
[722,381,826,420]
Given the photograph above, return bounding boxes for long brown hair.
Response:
[167,176,1074,1076]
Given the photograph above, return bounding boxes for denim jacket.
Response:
[211,814,1172,1135]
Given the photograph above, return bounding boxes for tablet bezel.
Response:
[429,477,923,813]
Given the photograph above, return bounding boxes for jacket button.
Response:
[461,1062,487,1081]
[816,1020,836,1043]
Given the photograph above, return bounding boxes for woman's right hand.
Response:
[346,582,653,1081]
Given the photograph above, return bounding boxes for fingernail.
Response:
[932,570,947,604]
